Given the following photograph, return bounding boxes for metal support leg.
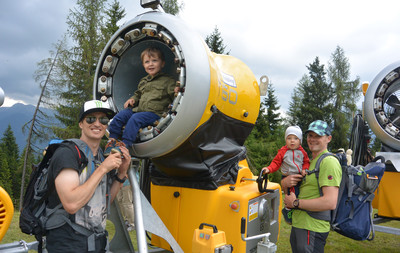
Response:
[129,161,183,253]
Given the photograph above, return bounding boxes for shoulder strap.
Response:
[305,152,337,221]
[65,139,88,168]
[310,152,336,196]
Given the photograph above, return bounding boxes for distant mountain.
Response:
[0,103,57,154]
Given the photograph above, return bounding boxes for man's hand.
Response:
[117,146,131,176]
[124,98,135,108]
[284,191,297,208]
[102,152,123,173]
[281,174,303,190]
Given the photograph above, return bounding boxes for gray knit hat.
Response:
[285,126,303,142]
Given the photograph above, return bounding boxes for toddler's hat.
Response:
[285,126,302,142]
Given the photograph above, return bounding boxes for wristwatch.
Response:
[293,199,300,209]
[114,173,127,183]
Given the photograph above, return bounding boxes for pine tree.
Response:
[0,125,19,200]
[49,0,106,139]
[0,147,12,198]
[38,0,125,139]
[245,83,284,183]
[288,57,334,135]
[288,76,306,125]
[161,0,184,15]
[205,26,229,54]
[328,46,360,150]
[102,0,126,42]
[263,83,281,139]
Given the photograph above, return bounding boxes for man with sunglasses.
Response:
[46,100,131,253]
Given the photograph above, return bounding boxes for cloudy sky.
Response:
[2,0,400,113]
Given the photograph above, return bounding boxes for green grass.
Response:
[1,211,139,252]
[276,211,400,253]
[2,211,400,252]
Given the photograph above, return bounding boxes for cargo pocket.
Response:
[359,173,379,193]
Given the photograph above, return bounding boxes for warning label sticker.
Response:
[249,201,259,222]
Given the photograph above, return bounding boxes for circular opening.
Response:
[113,40,179,111]
[97,21,186,144]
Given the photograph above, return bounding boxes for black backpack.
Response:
[307,152,385,241]
[19,140,87,252]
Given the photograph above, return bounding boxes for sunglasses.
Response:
[85,116,110,125]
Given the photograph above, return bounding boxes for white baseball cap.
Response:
[79,100,115,122]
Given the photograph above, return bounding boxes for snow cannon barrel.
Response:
[94,11,262,189]
[364,61,400,151]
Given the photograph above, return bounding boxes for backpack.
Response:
[19,139,87,252]
[307,152,385,241]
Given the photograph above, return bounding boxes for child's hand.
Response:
[174,86,180,93]
[124,98,135,108]
[301,170,307,177]
[261,167,270,174]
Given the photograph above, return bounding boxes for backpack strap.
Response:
[47,208,107,252]
[44,140,88,228]
[68,138,113,216]
[305,152,336,221]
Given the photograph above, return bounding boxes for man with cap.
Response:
[46,100,131,253]
[282,120,342,253]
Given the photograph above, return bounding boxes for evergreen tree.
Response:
[263,83,281,139]
[39,0,125,140]
[328,46,360,150]
[288,75,307,126]
[0,125,19,200]
[288,57,334,137]
[50,0,106,139]
[253,101,267,139]
[16,145,37,207]
[205,26,229,54]
[0,147,12,198]
[245,83,284,183]
[161,0,184,15]
[102,0,126,42]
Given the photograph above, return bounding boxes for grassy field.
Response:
[276,215,400,253]
[1,211,399,252]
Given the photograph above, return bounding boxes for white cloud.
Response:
[2,96,27,107]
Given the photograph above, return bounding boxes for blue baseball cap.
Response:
[305,120,332,136]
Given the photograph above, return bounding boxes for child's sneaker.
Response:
[104,138,126,156]
[281,207,293,225]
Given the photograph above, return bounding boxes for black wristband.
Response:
[114,173,127,183]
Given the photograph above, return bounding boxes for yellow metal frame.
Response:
[372,171,400,218]
[151,160,282,252]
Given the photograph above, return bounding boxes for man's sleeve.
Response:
[49,146,81,180]
[319,156,342,187]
